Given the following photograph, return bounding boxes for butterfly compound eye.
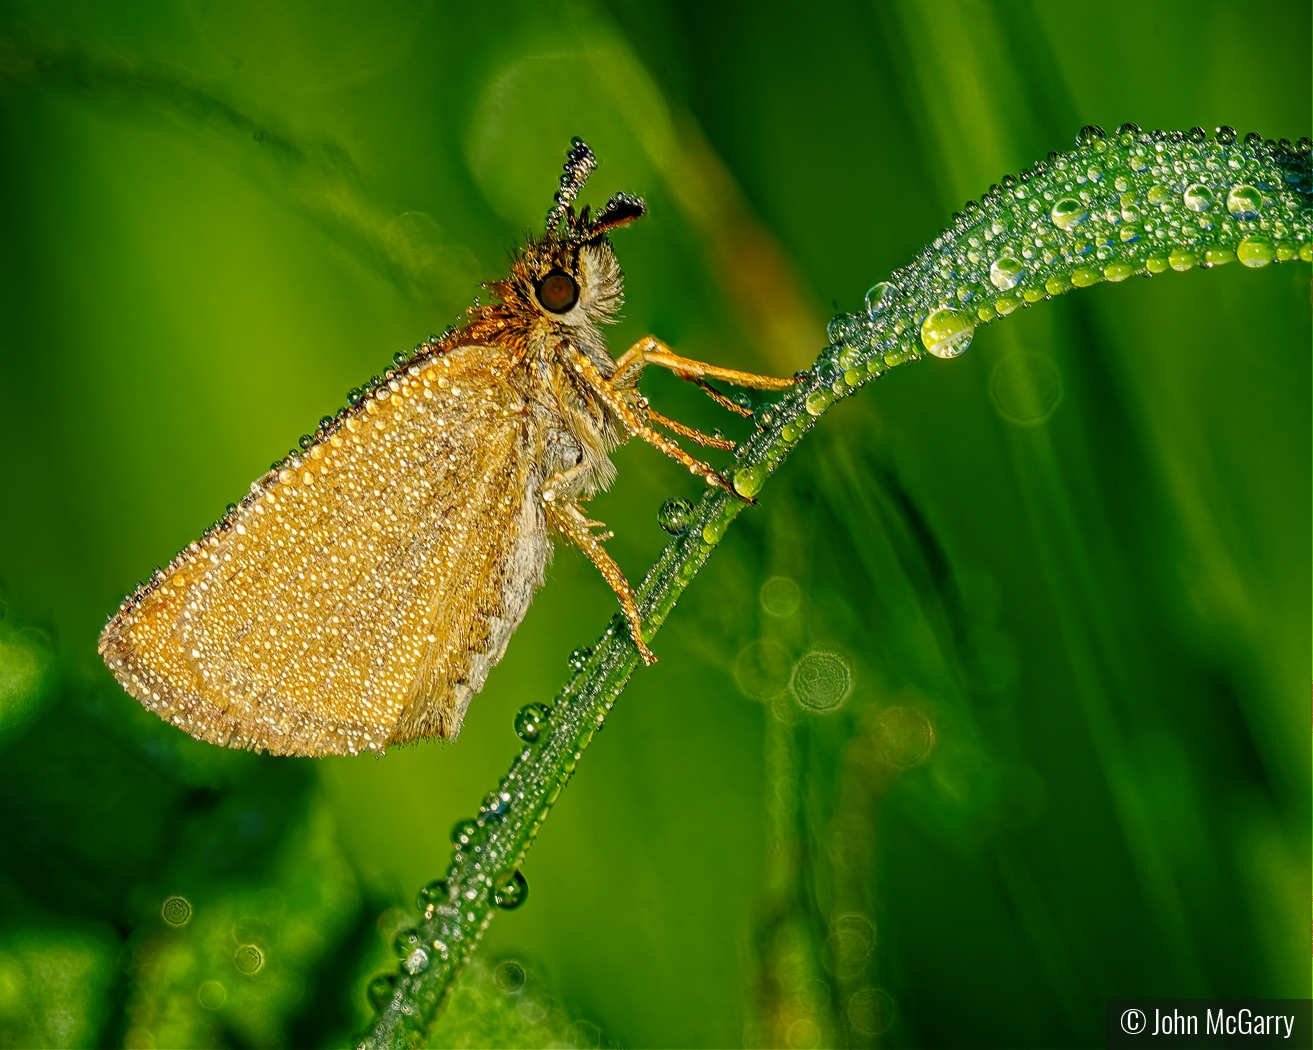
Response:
[537,271,579,313]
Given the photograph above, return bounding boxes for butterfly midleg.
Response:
[544,496,656,665]
[645,406,736,450]
[613,335,800,391]
[564,346,732,493]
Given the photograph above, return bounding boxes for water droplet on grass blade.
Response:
[403,946,430,974]
[864,281,898,317]
[1237,234,1275,267]
[733,464,765,498]
[393,927,423,958]
[1050,198,1087,230]
[493,870,528,910]
[367,973,398,1012]
[989,256,1025,290]
[657,498,693,535]
[1226,183,1262,219]
[514,702,551,742]
[1183,184,1213,212]
[451,819,480,850]
[920,308,974,359]
[417,879,450,911]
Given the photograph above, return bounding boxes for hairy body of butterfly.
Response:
[99,139,797,756]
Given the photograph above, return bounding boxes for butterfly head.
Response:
[504,138,645,328]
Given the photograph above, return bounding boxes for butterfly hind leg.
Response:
[544,495,656,665]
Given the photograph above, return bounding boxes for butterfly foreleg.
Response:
[613,335,800,393]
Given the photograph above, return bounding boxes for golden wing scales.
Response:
[99,344,543,756]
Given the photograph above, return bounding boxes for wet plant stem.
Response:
[361,126,1310,1048]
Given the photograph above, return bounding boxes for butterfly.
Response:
[99,138,798,756]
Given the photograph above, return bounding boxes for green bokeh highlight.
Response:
[0,0,1307,1047]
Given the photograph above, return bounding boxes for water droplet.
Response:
[480,790,511,821]
[197,980,227,1011]
[1168,249,1196,271]
[233,943,265,975]
[733,464,766,499]
[791,649,853,712]
[568,646,591,672]
[1050,198,1087,230]
[920,307,974,359]
[492,870,528,910]
[988,256,1025,290]
[367,973,398,1012]
[864,281,898,317]
[1071,266,1102,288]
[657,498,693,536]
[514,702,551,742]
[403,946,430,974]
[989,353,1063,425]
[734,639,793,701]
[493,959,527,994]
[1237,234,1275,268]
[416,879,450,912]
[160,895,192,926]
[393,926,423,958]
[1182,184,1213,212]
[760,577,801,617]
[451,819,480,850]
[1226,183,1262,219]
[804,389,832,416]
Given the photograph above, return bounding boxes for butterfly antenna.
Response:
[546,138,597,235]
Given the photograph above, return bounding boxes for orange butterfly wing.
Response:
[99,344,547,755]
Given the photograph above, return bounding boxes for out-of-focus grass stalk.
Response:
[361,127,1312,1047]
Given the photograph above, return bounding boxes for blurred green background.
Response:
[0,1,1308,1047]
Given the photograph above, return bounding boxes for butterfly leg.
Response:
[545,497,656,665]
[613,335,801,392]
[565,346,735,494]
[645,406,736,451]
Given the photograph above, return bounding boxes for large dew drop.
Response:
[656,498,692,536]
[513,702,551,742]
[1182,184,1213,212]
[920,308,975,359]
[493,869,529,910]
[1049,198,1087,230]
[1225,184,1262,220]
[864,281,898,317]
[988,256,1025,290]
